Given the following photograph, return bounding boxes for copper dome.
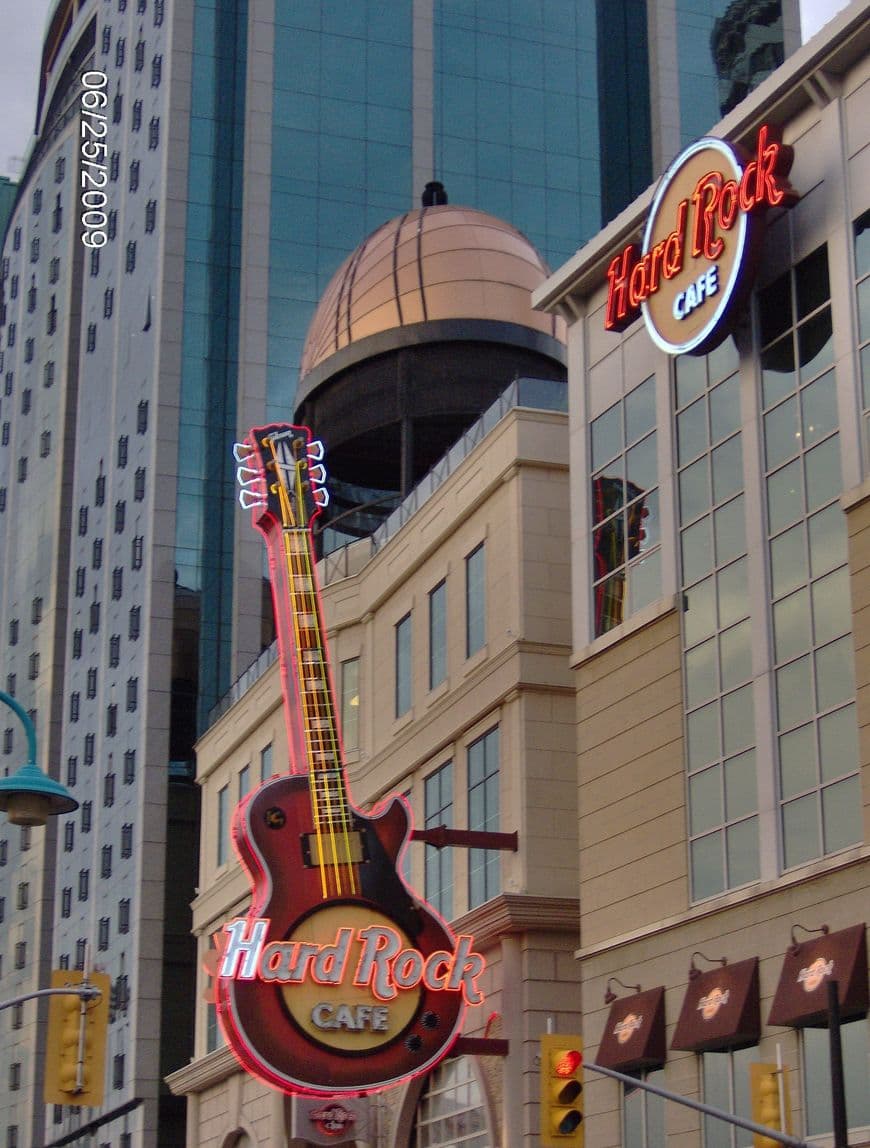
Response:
[299,204,565,381]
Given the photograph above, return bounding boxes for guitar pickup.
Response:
[302,830,368,868]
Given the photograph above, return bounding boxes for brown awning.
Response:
[671,957,760,1053]
[768,923,868,1029]
[596,986,666,1073]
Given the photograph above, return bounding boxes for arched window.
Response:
[412,1057,489,1148]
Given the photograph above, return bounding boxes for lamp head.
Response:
[0,763,78,826]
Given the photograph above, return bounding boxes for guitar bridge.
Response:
[302,830,368,868]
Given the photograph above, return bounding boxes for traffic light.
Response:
[749,1062,791,1148]
[44,970,110,1107]
[540,1034,584,1148]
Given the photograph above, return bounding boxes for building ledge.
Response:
[165,1046,239,1096]
[453,893,580,948]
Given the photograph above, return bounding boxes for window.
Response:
[86,667,98,698]
[0,488,5,513]
[61,887,72,917]
[128,605,140,639]
[5,674,13,697]
[47,296,57,333]
[8,274,16,298]
[78,869,89,900]
[109,634,121,666]
[90,599,100,633]
[112,566,123,598]
[100,844,112,877]
[113,1054,125,1090]
[21,388,31,415]
[27,281,37,312]
[14,942,25,969]
[79,505,89,535]
[101,25,111,53]
[43,360,55,387]
[151,54,162,85]
[465,543,486,656]
[98,917,110,951]
[106,703,117,736]
[8,618,18,645]
[95,472,105,505]
[115,500,126,532]
[701,1047,758,1148]
[0,838,6,862]
[260,742,272,781]
[134,466,145,500]
[121,823,133,857]
[118,898,130,932]
[31,597,42,624]
[148,117,160,149]
[145,199,157,233]
[6,323,15,347]
[30,238,39,263]
[72,629,83,658]
[137,400,149,433]
[1,423,8,446]
[9,1062,20,1091]
[340,658,360,751]
[39,430,51,458]
[239,765,250,801]
[757,246,860,871]
[66,756,77,786]
[117,434,128,467]
[90,248,100,276]
[110,151,120,181]
[108,208,117,237]
[134,39,145,70]
[424,761,453,919]
[32,188,42,214]
[49,257,60,283]
[412,1057,487,1148]
[55,155,65,182]
[217,785,229,865]
[104,287,114,318]
[125,241,136,272]
[16,882,28,910]
[23,338,34,364]
[51,194,62,233]
[123,749,135,783]
[84,733,95,766]
[429,580,447,689]
[154,0,163,24]
[12,227,20,250]
[467,727,500,907]
[592,375,661,636]
[69,692,80,722]
[129,160,139,191]
[395,612,412,717]
[86,323,97,352]
[126,677,137,712]
[28,652,39,682]
[115,37,125,67]
[131,535,144,568]
[75,939,86,970]
[75,567,86,597]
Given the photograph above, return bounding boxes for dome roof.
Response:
[299,204,565,380]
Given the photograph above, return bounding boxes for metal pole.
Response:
[827,980,848,1148]
[0,688,38,764]
[0,985,101,1011]
[587,1060,811,1148]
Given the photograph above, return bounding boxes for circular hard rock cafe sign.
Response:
[605,125,798,356]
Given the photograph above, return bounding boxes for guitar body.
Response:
[217,774,465,1093]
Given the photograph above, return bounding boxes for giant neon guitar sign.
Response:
[218,425,484,1095]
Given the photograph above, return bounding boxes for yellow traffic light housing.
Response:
[44,970,110,1107]
[750,1062,792,1148]
[540,1034,584,1148]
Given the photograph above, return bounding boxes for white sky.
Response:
[0,0,856,183]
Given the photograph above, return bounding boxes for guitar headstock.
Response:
[234,424,329,532]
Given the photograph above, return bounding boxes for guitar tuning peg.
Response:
[307,462,327,485]
[233,441,254,463]
[236,465,261,487]
[307,440,325,462]
[238,488,266,511]
[312,487,330,508]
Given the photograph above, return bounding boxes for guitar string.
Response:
[269,434,357,898]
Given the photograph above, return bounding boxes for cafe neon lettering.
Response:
[218,917,486,1005]
[605,124,798,355]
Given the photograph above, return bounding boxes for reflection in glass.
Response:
[773,587,810,664]
[691,831,724,900]
[684,575,717,648]
[689,765,722,835]
[712,436,742,505]
[686,637,717,708]
[779,724,816,800]
[680,455,710,523]
[821,776,861,853]
[818,704,858,783]
[815,636,855,712]
[720,620,751,690]
[678,396,708,465]
[798,310,833,383]
[804,1019,870,1136]
[807,504,845,579]
[759,270,791,347]
[782,793,819,868]
[717,558,748,630]
[687,701,720,772]
[714,496,744,566]
[769,523,806,600]
[722,685,753,756]
[776,655,812,731]
[811,566,850,645]
[628,548,661,616]
[766,459,802,535]
[627,433,657,490]
[761,334,794,407]
[800,369,836,443]
[795,245,830,321]
[675,353,707,408]
[707,337,739,384]
[724,749,756,821]
[593,470,624,525]
[709,374,740,443]
[804,434,841,511]
[625,376,656,443]
[726,817,759,886]
[592,404,622,471]
[764,395,799,469]
[682,516,713,587]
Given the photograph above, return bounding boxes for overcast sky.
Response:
[0,0,855,184]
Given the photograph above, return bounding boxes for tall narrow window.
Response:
[465,544,486,656]
[424,762,453,920]
[217,785,228,865]
[260,743,272,781]
[340,658,360,751]
[429,580,447,689]
[395,613,412,718]
[467,727,500,908]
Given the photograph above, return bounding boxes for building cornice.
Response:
[165,1046,240,1096]
[453,894,581,948]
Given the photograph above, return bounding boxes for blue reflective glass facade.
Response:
[179,0,248,718]
[434,0,601,269]
[678,0,784,147]
[268,1,414,414]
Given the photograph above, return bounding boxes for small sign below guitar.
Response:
[217,424,486,1095]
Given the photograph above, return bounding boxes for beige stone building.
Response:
[533,3,870,1146]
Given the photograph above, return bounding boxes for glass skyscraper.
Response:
[0,1,798,1144]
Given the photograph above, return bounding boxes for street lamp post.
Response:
[0,689,78,825]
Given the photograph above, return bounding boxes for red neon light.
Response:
[605,125,797,334]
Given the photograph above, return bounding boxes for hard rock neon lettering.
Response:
[604,124,796,335]
[218,918,486,1005]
